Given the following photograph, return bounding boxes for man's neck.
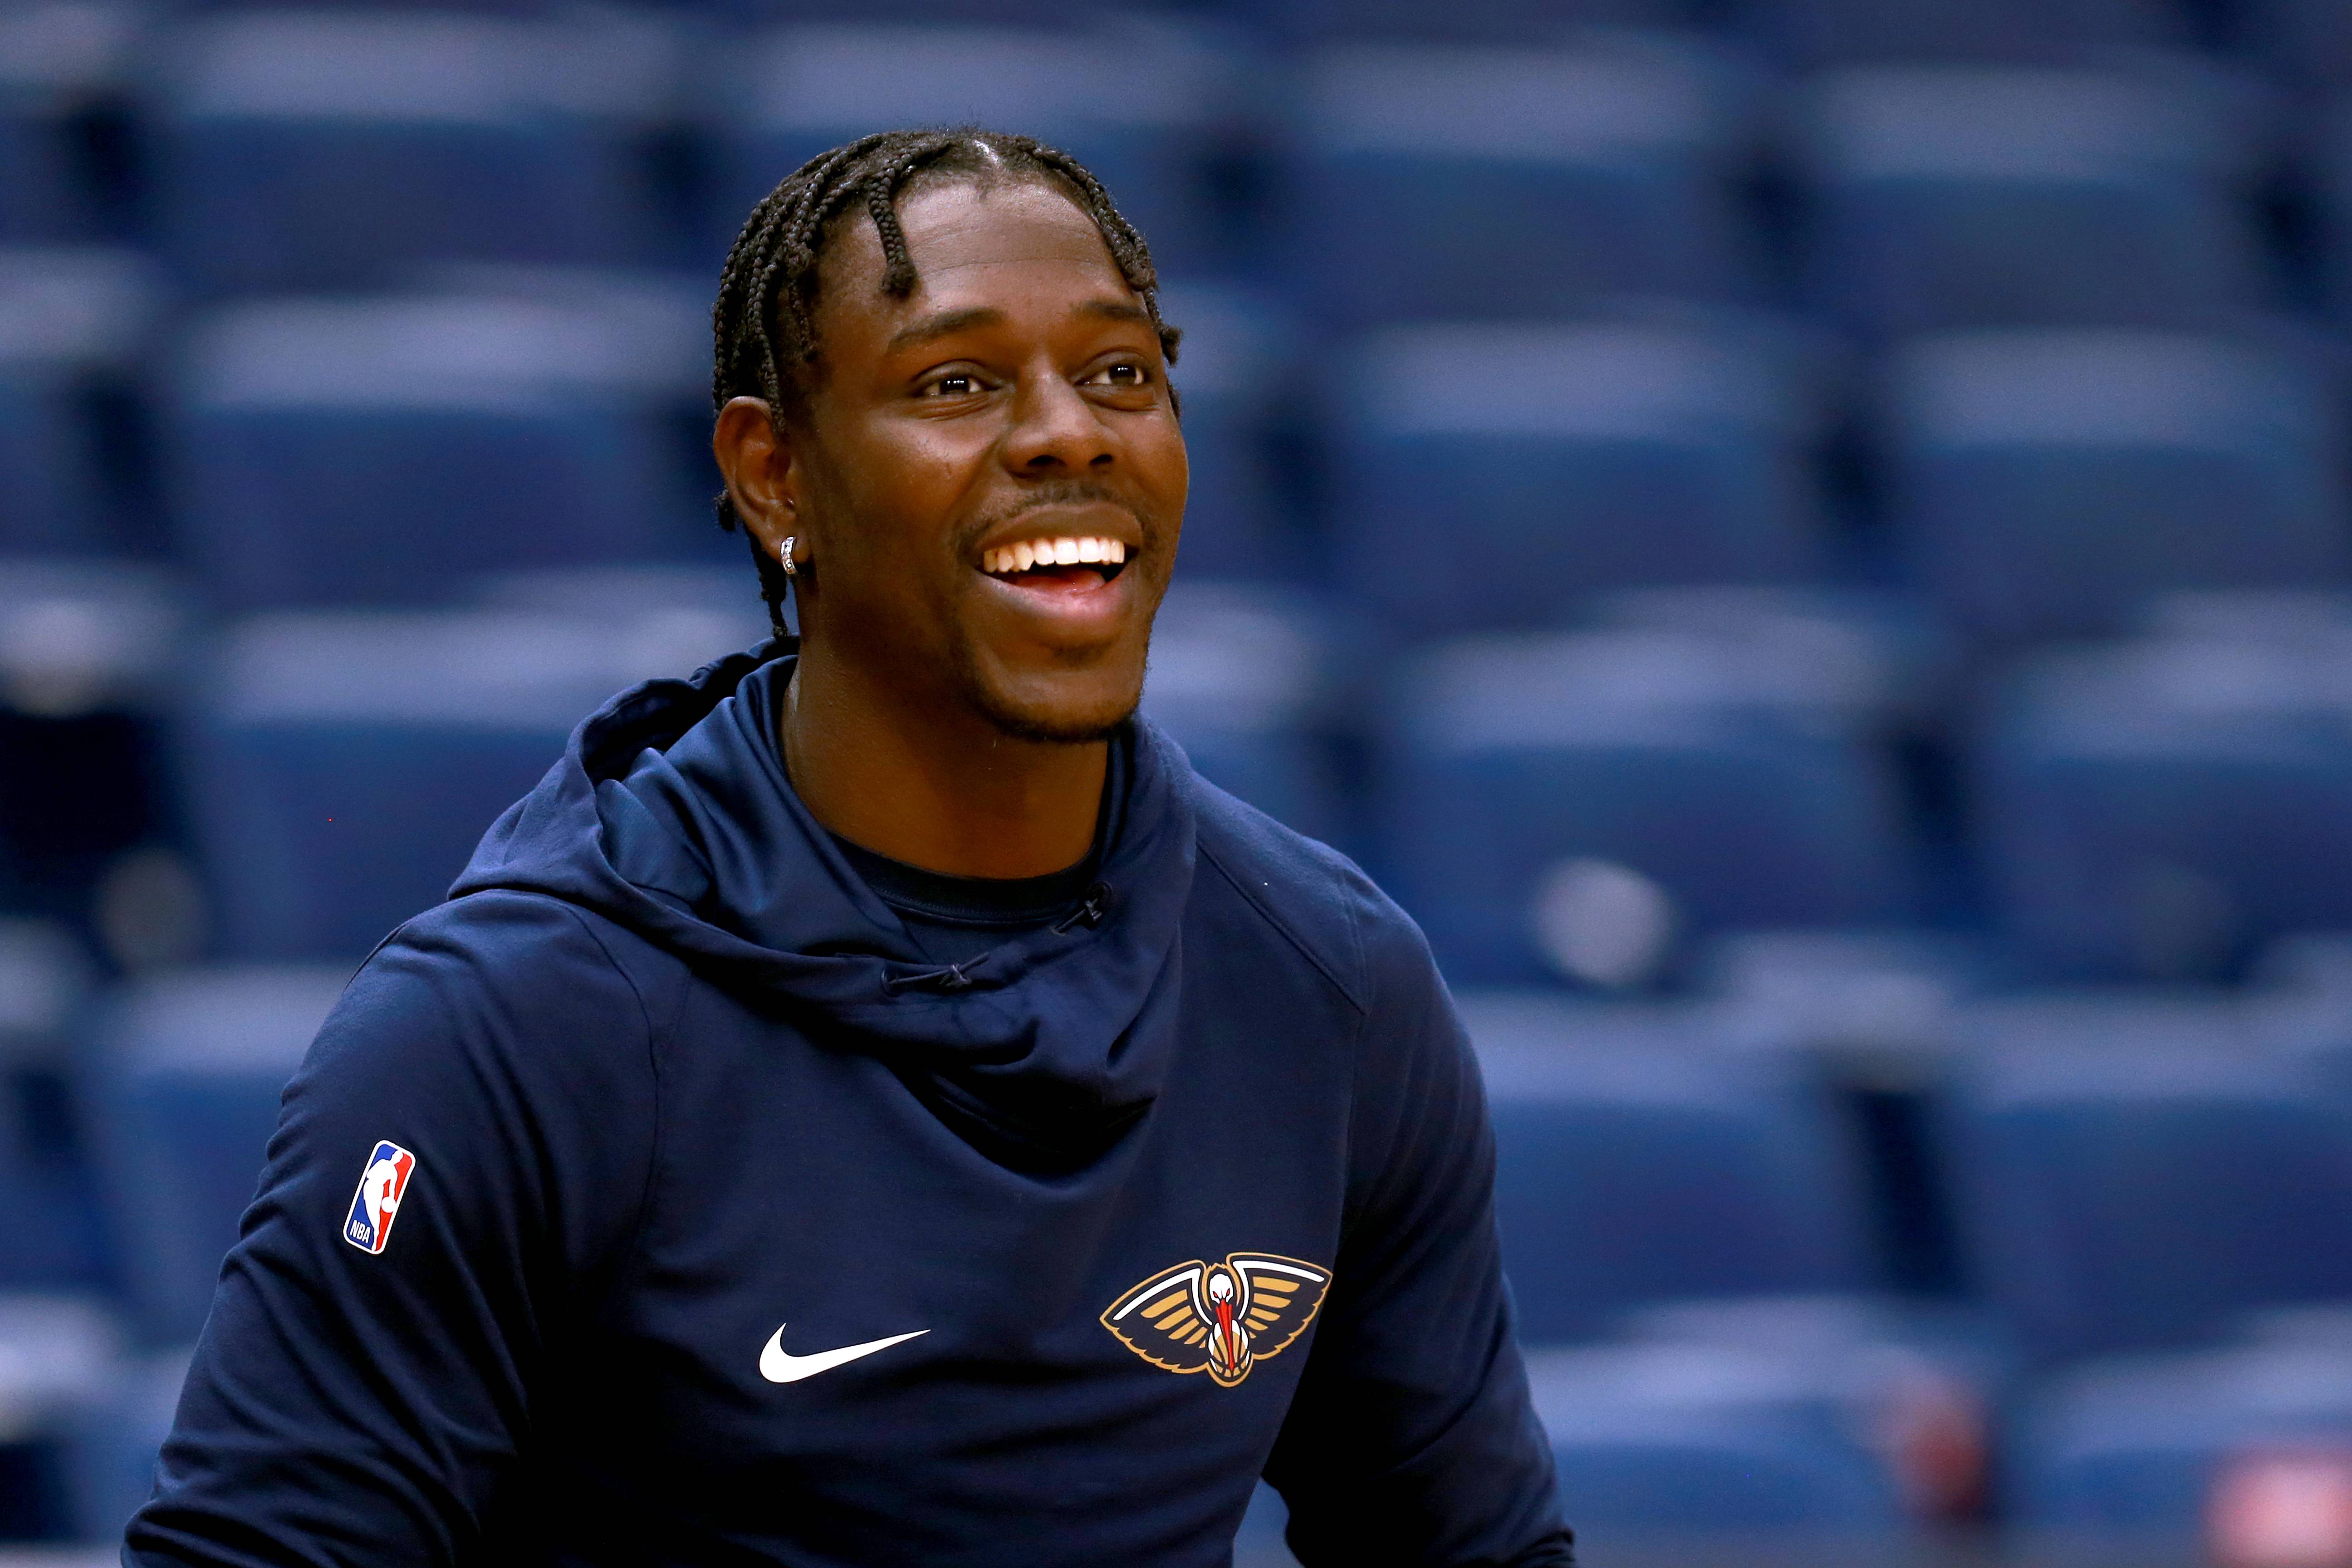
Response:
[779,647,1106,880]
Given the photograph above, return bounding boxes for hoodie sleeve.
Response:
[123,891,665,1568]
[1262,904,1573,1568]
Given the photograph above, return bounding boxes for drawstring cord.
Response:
[878,881,1115,995]
[882,951,993,995]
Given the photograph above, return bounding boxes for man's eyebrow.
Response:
[885,307,1004,356]
[883,299,1150,356]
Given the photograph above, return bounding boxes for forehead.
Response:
[814,177,1136,335]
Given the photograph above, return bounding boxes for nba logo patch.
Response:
[343,1141,415,1255]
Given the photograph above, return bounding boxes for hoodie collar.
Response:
[452,641,1198,1171]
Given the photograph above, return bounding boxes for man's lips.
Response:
[972,536,1135,628]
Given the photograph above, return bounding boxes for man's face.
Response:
[784,176,1187,743]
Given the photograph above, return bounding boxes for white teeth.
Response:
[981,536,1132,576]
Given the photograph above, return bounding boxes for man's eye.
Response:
[1091,363,1148,389]
[920,373,982,398]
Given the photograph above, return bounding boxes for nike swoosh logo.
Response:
[759,1324,929,1384]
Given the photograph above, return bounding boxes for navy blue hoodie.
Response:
[126,643,1573,1568]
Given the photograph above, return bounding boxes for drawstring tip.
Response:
[1055,880,1113,934]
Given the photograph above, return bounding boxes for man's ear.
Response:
[714,396,802,562]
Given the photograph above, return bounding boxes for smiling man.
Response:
[125,130,1574,1568]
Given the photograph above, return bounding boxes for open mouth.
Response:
[980,535,1131,593]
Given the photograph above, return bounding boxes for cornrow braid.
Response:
[710,127,1182,639]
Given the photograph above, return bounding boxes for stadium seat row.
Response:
[12,14,2352,324]
[15,251,2352,659]
[17,565,2352,986]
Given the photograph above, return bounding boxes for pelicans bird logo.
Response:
[1100,1253,1332,1387]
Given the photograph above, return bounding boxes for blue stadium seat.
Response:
[1154,283,1298,582]
[1287,39,1761,324]
[1588,584,1956,720]
[171,295,691,610]
[0,1294,120,1541]
[1938,1021,2352,1359]
[2136,586,2352,645]
[0,560,184,726]
[0,4,131,243]
[0,919,89,1069]
[400,262,722,544]
[1699,928,1990,1063]
[149,12,669,295]
[65,1348,189,1548]
[1384,631,1917,986]
[1258,0,1689,44]
[2316,99,2352,322]
[0,921,104,1291]
[1463,995,1877,1341]
[1333,323,1827,639]
[2259,929,2352,1010]
[709,24,1231,275]
[81,967,348,1343]
[2241,0,2352,90]
[0,562,190,978]
[1522,1343,1905,1550]
[0,249,158,554]
[2011,1342,2352,1557]
[1625,1294,2008,1523]
[1142,583,1338,844]
[1799,67,2265,338]
[1978,639,2352,979]
[1747,0,2186,67]
[466,563,775,653]
[1888,332,2348,644]
[180,612,645,962]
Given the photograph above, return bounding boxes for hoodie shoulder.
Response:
[382,888,692,1051]
[1187,775,1429,1019]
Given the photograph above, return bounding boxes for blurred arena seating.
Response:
[170,290,705,608]
[1335,319,1830,635]
[1979,631,2352,975]
[1384,624,1917,984]
[1888,331,2351,643]
[1285,36,1765,323]
[1742,0,2190,67]
[2009,1329,2352,1561]
[1524,1341,1910,1554]
[710,22,1235,274]
[1940,1007,2352,1358]
[1465,994,1878,1340]
[1796,63,2268,337]
[181,608,699,959]
[148,11,677,294]
[0,248,156,555]
[79,965,348,1344]
[17,0,2352,1559]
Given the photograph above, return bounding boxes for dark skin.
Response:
[713,177,1188,879]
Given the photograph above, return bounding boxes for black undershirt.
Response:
[831,833,1098,966]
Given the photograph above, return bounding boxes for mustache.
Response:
[958,481,1147,548]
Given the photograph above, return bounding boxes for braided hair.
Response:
[710,127,1181,639]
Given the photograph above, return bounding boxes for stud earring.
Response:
[779,535,797,578]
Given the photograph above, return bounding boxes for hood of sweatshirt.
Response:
[450,640,1197,1173]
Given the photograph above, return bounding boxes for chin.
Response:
[960,662,1145,746]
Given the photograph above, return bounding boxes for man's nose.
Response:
[1003,371,1113,473]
